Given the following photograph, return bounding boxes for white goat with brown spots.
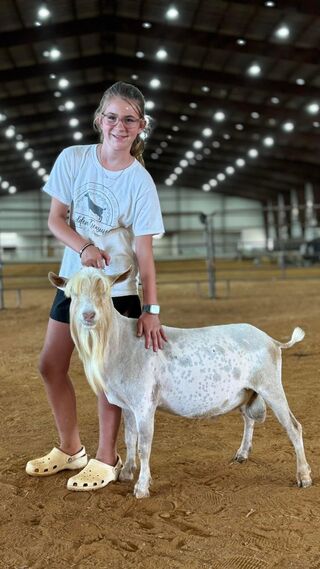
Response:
[50,267,312,498]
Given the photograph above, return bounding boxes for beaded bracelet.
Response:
[79,242,95,258]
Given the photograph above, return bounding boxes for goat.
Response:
[49,267,312,498]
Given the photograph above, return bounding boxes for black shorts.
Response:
[49,289,141,324]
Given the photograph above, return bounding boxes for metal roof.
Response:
[0,0,320,203]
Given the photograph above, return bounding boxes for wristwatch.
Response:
[142,304,160,315]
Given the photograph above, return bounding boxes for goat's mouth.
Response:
[81,320,97,328]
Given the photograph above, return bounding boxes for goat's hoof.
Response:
[134,487,150,499]
[298,477,312,488]
[119,469,134,482]
[233,452,248,463]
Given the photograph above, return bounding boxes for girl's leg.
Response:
[96,392,122,465]
[39,318,82,455]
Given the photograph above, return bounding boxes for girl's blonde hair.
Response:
[93,81,151,166]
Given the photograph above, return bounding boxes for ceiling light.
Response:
[0,113,7,121]
[263,136,274,146]
[58,78,69,89]
[275,25,290,39]
[5,126,15,138]
[170,173,177,181]
[180,115,188,121]
[172,125,179,132]
[145,100,155,110]
[165,179,174,186]
[142,22,152,28]
[247,63,261,76]
[31,160,40,169]
[265,1,275,6]
[166,6,179,19]
[174,167,183,175]
[248,148,259,158]
[193,140,203,149]
[37,168,46,176]
[156,48,168,60]
[226,166,235,175]
[209,179,218,187]
[131,74,138,80]
[73,131,82,139]
[136,51,145,58]
[251,112,260,119]
[202,183,211,192]
[38,6,51,19]
[271,97,280,104]
[1,181,9,189]
[223,133,231,140]
[34,21,41,26]
[306,102,319,114]
[203,148,211,155]
[189,102,197,109]
[217,173,226,182]
[160,141,168,148]
[213,111,225,122]
[46,47,61,60]
[201,86,210,93]
[149,78,161,88]
[69,117,79,127]
[179,159,189,167]
[54,91,61,97]
[65,100,75,110]
[151,153,159,159]
[16,141,26,150]
[155,148,163,155]
[296,78,305,85]
[202,128,213,137]
[212,141,220,148]
[8,185,17,194]
[237,38,246,46]
[24,150,34,160]
[43,174,49,182]
[185,151,195,159]
[49,74,56,79]
[282,121,295,132]
[313,121,320,128]
[236,158,246,167]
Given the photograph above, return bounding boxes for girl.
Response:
[26,81,167,491]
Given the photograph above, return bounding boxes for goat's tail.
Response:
[274,326,305,350]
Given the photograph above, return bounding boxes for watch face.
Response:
[144,304,160,314]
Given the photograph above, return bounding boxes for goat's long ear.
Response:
[109,266,132,287]
[48,271,69,289]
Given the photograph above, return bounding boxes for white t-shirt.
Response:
[43,144,164,296]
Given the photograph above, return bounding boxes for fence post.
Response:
[0,259,4,310]
[200,213,216,299]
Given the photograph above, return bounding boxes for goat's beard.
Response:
[70,300,113,395]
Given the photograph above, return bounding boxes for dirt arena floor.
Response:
[1,260,320,569]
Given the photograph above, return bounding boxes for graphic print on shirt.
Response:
[73,183,120,237]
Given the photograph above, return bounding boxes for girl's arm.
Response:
[48,197,110,268]
[135,234,167,351]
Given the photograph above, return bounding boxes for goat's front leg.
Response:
[119,409,138,482]
[233,405,255,463]
[134,409,155,499]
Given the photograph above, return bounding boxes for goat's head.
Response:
[49,267,131,329]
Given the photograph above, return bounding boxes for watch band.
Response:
[142,304,160,315]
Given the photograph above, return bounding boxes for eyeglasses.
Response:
[101,112,142,128]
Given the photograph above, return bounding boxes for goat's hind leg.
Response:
[119,409,138,482]
[233,405,255,463]
[260,385,312,488]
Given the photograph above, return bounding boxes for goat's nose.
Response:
[83,310,95,322]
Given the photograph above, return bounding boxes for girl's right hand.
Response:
[81,245,111,269]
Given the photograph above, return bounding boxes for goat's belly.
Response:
[158,383,248,419]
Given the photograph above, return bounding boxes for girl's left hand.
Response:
[137,313,168,351]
